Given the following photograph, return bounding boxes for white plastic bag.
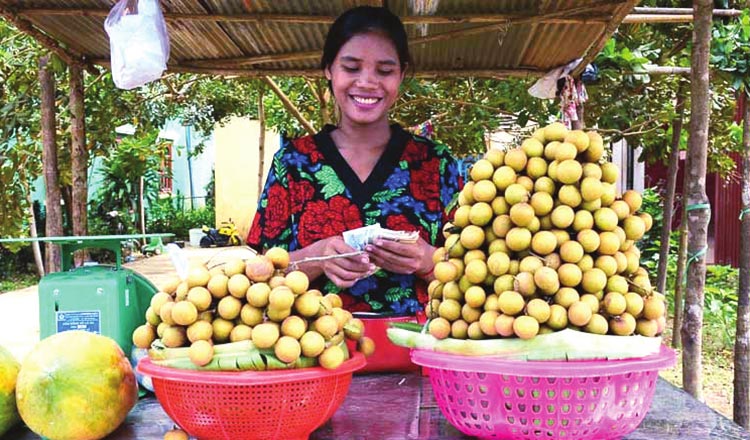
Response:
[105,0,170,90]
[528,58,582,99]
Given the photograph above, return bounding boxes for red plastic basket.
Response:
[345,315,420,373]
[137,352,366,440]
[411,345,675,440]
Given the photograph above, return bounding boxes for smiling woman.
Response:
[246,6,463,318]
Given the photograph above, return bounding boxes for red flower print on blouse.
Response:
[294,136,324,163]
[340,292,373,312]
[297,195,363,247]
[410,157,441,211]
[385,214,429,243]
[402,139,428,162]
[246,213,262,247]
[415,281,429,305]
[263,184,290,239]
[289,178,315,214]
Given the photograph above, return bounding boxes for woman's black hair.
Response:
[321,6,411,73]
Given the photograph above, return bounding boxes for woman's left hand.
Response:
[365,237,435,278]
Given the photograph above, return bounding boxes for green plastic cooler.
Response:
[1,234,170,355]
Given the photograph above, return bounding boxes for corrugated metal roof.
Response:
[0,0,638,78]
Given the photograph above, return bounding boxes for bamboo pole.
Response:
[633,6,742,16]
[257,87,266,200]
[644,65,692,76]
[23,179,45,277]
[623,14,693,23]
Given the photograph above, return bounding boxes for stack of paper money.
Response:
[342,223,419,251]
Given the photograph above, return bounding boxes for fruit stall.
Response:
[4,124,749,440]
[2,2,750,440]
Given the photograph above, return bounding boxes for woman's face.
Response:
[325,32,405,128]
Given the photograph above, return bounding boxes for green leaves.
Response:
[711,10,750,94]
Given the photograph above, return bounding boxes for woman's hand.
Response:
[320,236,374,288]
[365,237,435,280]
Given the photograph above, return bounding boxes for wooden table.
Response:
[9,374,749,439]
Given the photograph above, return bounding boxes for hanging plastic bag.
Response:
[104,0,170,90]
[528,58,582,99]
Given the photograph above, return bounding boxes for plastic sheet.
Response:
[105,0,170,90]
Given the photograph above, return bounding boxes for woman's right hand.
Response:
[320,236,374,288]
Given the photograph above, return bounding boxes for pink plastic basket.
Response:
[411,345,676,440]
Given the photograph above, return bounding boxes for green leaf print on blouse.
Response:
[371,189,403,203]
[316,165,346,199]
[324,280,341,295]
[273,154,288,186]
[364,295,384,311]
[384,287,410,303]
[422,219,439,243]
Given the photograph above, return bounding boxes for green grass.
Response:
[660,322,735,419]
[0,272,39,294]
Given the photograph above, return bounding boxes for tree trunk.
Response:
[681,0,713,400]
[734,91,750,428]
[69,63,88,263]
[657,86,686,295]
[258,87,266,200]
[39,56,63,273]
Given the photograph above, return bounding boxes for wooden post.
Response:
[734,90,750,428]
[657,85,686,295]
[69,63,88,263]
[257,87,266,200]
[682,0,713,400]
[39,56,63,273]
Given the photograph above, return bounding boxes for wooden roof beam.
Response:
[16,8,610,25]
[571,0,638,78]
[91,59,541,79]
[0,4,97,74]
[181,0,621,68]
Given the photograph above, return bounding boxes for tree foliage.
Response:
[585,0,741,176]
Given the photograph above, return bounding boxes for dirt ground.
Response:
[0,245,256,362]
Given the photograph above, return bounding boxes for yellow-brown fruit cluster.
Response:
[428,123,666,341]
[132,247,373,370]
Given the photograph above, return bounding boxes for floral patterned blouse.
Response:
[247,124,463,315]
